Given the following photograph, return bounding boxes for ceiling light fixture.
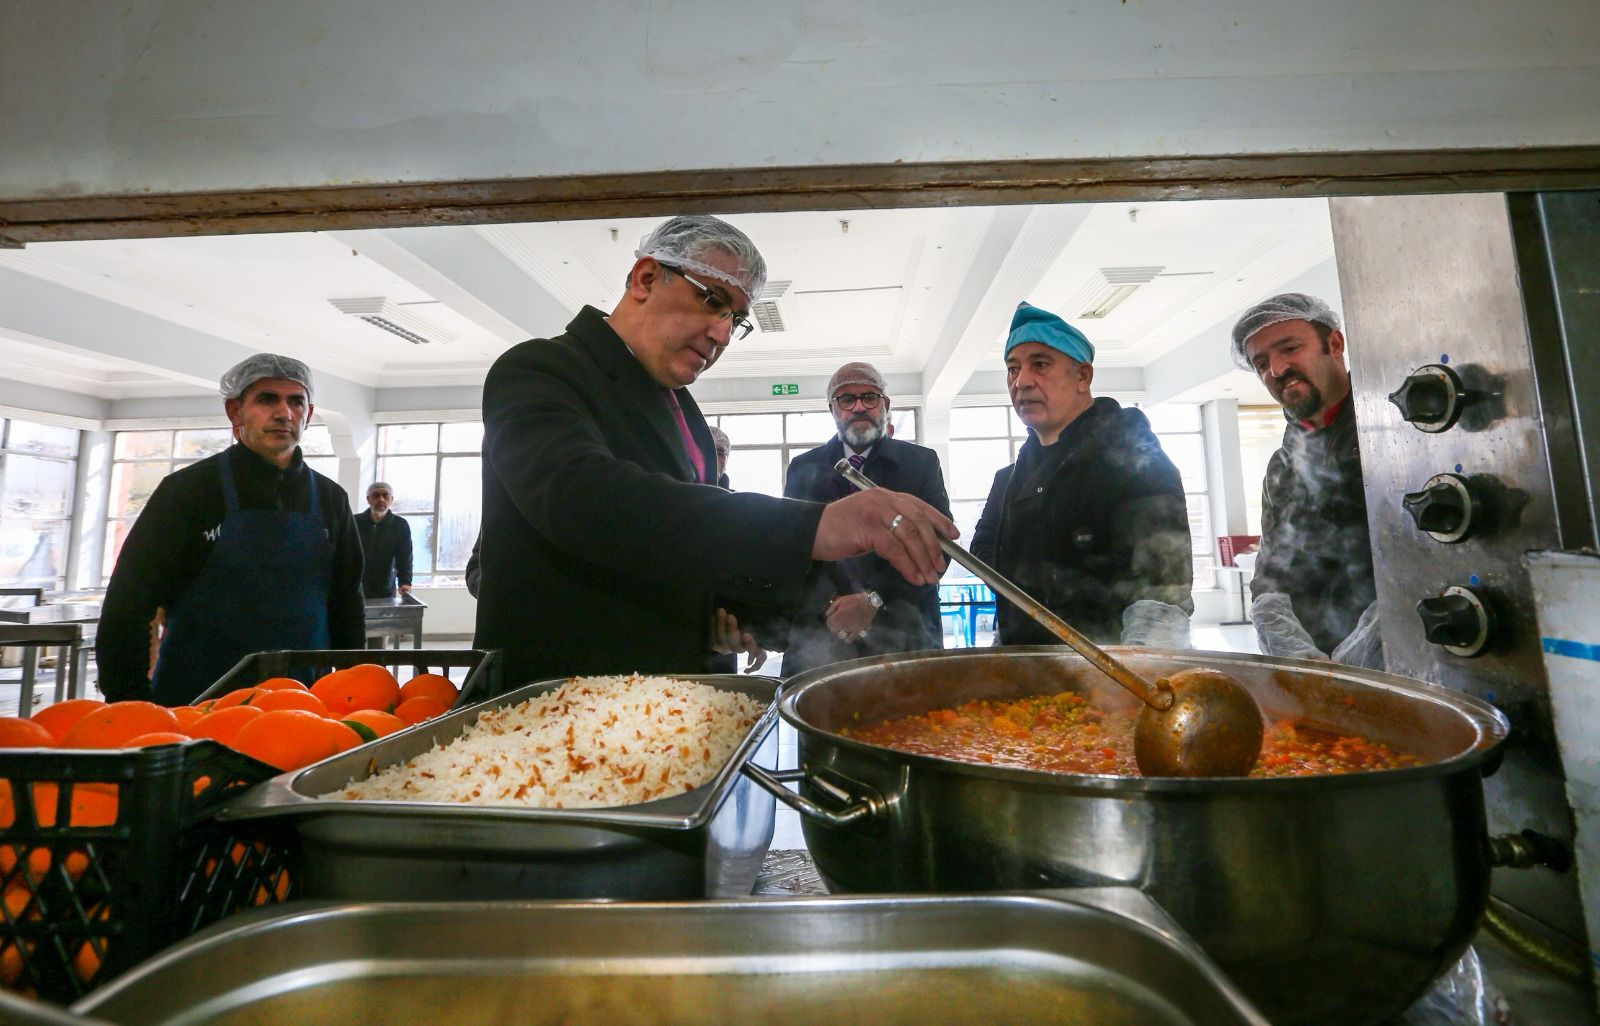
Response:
[750,280,792,333]
[329,297,455,346]
[1078,266,1164,319]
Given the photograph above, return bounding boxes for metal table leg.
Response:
[18,645,37,719]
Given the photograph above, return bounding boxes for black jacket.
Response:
[475,306,824,690]
[96,444,365,701]
[972,398,1193,645]
[1249,398,1375,653]
[355,509,413,598]
[780,435,952,676]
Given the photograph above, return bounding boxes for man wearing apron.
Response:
[97,355,365,705]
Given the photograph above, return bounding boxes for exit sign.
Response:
[771,383,799,395]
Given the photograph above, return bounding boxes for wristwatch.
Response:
[865,591,884,610]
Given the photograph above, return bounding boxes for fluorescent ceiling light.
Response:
[329,297,455,346]
[1078,266,1164,319]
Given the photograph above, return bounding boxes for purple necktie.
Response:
[842,452,865,495]
[663,389,707,483]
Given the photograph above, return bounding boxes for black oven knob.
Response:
[1389,364,1466,432]
[1417,586,1490,657]
[1401,473,1477,543]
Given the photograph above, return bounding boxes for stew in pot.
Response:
[843,690,1421,777]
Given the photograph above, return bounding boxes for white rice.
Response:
[321,674,766,809]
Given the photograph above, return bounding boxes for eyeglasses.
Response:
[830,392,886,410]
[663,266,755,341]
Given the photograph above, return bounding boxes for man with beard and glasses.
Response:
[779,362,951,676]
[1233,292,1381,669]
[972,303,1193,649]
[475,216,955,690]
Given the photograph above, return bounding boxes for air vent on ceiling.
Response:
[1077,266,1164,319]
[750,280,791,334]
[329,297,455,346]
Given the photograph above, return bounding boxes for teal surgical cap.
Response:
[1005,302,1094,365]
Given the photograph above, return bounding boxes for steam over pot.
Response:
[754,647,1508,1026]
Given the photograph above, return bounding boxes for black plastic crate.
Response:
[0,741,294,1003]
[195,648,500,709]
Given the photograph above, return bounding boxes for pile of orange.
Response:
[0,665,460,773]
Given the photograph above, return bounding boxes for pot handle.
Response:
[741,763,885,828]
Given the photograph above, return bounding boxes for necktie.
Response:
[842,452,866,495]
[663,389,707,483]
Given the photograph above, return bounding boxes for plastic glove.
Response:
[1395,946,1509,1026]
[1250,592,1328,661]
[1329,600,1385,671]
[1120,599,1193,649]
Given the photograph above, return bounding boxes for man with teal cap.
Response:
[971,302,1194,647]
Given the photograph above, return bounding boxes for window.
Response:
[710,409,918,497]
[102,424,337,582]
[374,422,483,585]
[1143,403,1214,589]
[0,418,81,590]
[1236,406,1289,535]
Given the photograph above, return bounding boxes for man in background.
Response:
[97,354,364,704]
[709,425,732,489]
[356,481,413,598]
[780,362,951,676]
[1232,293,1380,668]
[972,303,1193,648]
[475,215,954,688]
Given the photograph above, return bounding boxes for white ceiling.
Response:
[0,197,1327,408]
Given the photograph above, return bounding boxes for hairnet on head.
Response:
[1005,302,1094,365]
[827,361,888,398]
[1230,293,1342,369]
[219,353,315,401]
[367,481,393,496]
[636,215,767,304]
[707,425,731,457]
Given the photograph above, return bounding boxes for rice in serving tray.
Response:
[322,674,766,809]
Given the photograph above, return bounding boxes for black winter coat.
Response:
[780,435,952,676]
[475,306,824,690]
[1248,399,1375,653]
[972,398,1193,645]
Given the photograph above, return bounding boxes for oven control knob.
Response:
[1417,585,1490,657]
[1401,473,1478,543]
[1389,364,1466,432]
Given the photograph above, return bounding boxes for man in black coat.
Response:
[355,481,413,598]
[1232,293,1380,668]
[972,303,1193,647]
[474,215,956,690]
[781,362,952,676]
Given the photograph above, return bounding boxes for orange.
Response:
[187,705,264,745]
[61,702,181,749]
[123,731,191,748]
[230,710,343,771]
[394,695,450,725]
[250,689,329,716]
[0,717,55,749]
[341,709,407,739]
[28,699,105,743]
[70,904,110,983]
[311,664,400,715]
[171,706,207,731]
[255,677,309,691]
[210,687,261,709]
[399,673,458,707]
[320,719,364,753]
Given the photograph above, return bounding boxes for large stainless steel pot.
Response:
[746,646,1509,1026]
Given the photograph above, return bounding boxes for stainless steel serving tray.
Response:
[73,890,1270,1026]
[219,674,780,900]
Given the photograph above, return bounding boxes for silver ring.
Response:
[889,514,904,534]
[837,630,850,641]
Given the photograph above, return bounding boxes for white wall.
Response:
[4,1,1598,202]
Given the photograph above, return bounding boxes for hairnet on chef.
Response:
[1004,302,1095,365]
[636,215,768,305]
[708,425,731,458]
[219,353,315,401]
[827,361,889,398]
[367,481,393,496]
[1230,293,1342,369]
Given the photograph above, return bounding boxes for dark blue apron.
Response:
[151,455,333,706]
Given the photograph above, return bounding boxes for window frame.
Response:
[0,417,81,591]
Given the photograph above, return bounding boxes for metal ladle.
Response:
[836,458,1264,777]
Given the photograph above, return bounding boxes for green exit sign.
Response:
[771,383,799,395]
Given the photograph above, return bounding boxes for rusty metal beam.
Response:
[4,147,1600,244]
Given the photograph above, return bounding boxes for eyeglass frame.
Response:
[660,264,755,342]
[829,391,888,410]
